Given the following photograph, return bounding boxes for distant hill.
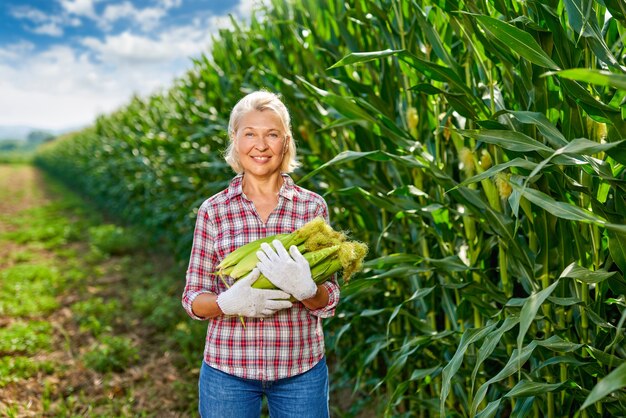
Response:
[0,125,81,141]
[0,126,34,141]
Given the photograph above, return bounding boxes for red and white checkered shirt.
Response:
[182,173,340,381]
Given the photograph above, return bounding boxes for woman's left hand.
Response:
[256,240,318,301]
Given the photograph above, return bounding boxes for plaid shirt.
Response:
[182,173,340,381]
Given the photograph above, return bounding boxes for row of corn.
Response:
[216,217,368,289]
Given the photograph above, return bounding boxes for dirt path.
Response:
[0,165,50,267]
[0,165,194,417]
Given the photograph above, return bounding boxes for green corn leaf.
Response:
[517,280,560,352]
[471,341,538,416]
[298,150,388,183]
[505,380,568,398]
[363,253,424,268]
[475,399,501,418]
[548,296,584,306]
[586,346,626,367]
[559,262,616,283]
[535,335,584,352]
[474,15,560,70]
[387,287,435,337]
[459,129,554,154]
[409,365,441,381]
[297,77,376,122]
[608,231,626,274]
[440,323,498,417]
[508,111,568,147]
[510,182,626,234]
[581,362,626,410]
[449,158,538,191]
[396,51,476,98]
[549,68,626,90]
[510,397,536,417]
[327,48,403,69]
[534,355,591,373]
[563,0,623,69]
[411,83,479,119]
[472,316,520,388]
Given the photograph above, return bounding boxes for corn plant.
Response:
[35,0,626,416]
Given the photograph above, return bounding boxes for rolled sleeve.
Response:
[182,201,219,320]
[306,200,341,318]
[307,277,340,318]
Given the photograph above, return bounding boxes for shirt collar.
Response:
[226,173,296,201]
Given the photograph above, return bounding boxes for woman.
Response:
[181,90,339,418]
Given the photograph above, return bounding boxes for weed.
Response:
[0,264,60,316]
[0,320,52,355]
[71,297,120,336]
[83,335,139,373]
[88,224,142,256]
[0,356,55,387]
[131,279,182,332]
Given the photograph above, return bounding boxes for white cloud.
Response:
[0,41,35,61]
[59,0,97,19]
[100,0,184,31]
[158,0,182,8]
[31,23,64,36]
[0,0,262,130]
[101,2,166,31]
[9,4,83,37]
[0,45,121,129]
[10,6,50,23]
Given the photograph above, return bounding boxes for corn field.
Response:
[35,0,626,416]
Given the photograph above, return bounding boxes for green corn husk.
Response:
[250,245,342,290]
[217,233,292,271]
[217,217,368,289]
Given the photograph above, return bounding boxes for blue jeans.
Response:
[198,357,329,418]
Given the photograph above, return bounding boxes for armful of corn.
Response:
[216,217,368,290]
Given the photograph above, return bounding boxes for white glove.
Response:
[216,268,293,317]
[256,240,318,301]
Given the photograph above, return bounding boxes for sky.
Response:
[0,0,260,132]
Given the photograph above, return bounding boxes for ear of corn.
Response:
[217,233,291,270]
[220,217,368,291]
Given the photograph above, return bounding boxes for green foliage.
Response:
[82,335,139,373]
[0,320,52,354]
[88,224,142,256]
[34,0,626,416]
[0,265,60,316]
[0,356,55,388]
[71,297,120,336]
[131,277,182,332]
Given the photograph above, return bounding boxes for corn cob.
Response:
[250,245,341,289]
[216,217,368,288]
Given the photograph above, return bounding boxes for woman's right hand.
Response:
[216,268,293,317]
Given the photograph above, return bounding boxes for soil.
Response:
[0,165,193,417]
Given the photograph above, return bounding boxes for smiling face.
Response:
[233,109,288,179]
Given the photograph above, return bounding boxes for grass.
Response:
[0,356,55,388]
[82,335,139,373]
[0,265,60,317]
[71,297,121,336]
[0,165,201,416]
[0,320,52,354]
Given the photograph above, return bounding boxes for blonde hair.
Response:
[224,91,300,174]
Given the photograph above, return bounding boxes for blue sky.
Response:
[0,0,258,131]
